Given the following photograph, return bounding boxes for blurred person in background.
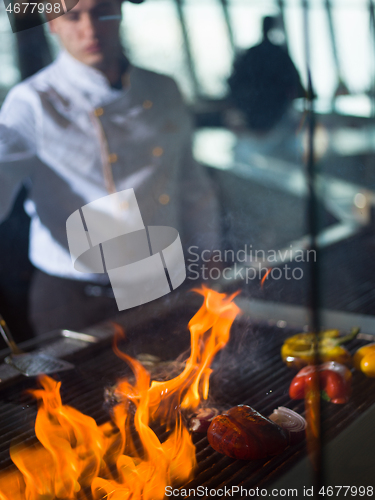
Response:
[0,0,219,336]
[227,15,305,163]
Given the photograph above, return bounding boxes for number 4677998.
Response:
[6,2,62,13]
[318,486,373,496]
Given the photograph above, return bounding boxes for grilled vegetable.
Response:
[281,328,359,369]
[353,343,375,378]
[207,405,288,460]
[188,407,220,433]
[289,361,352,404]
[269,407,306,444]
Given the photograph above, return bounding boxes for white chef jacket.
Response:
[0,51,219,282]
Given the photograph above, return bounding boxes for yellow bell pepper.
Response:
[281,328,359,369]
[353,343,375,378]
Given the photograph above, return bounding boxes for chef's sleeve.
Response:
[0,89,37,222]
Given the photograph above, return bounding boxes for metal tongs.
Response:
[0,315,74,377]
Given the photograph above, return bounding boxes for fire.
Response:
[0,287,241,500]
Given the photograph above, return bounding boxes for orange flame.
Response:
[0,287,241,500]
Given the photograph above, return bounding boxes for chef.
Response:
[0,0,219,335]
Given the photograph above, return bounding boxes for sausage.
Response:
[207,405,288,460]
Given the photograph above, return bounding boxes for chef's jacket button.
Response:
[108,153,118,163]
[152,147,163,157]
[143,100,153,109]
[159,194,170,205]
[94,107,104,117]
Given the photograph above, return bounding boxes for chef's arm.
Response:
[0,91,37,222]
[0,124,35,222]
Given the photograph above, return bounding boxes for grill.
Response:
[1,304,374,499]
[243,227,375,314]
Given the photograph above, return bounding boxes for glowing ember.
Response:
[260,268,272,289]
[0,287,241,500]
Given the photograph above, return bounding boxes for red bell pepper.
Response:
[289,361,352,404]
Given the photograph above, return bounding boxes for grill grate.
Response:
[244,229,375,315]
[0,314,374,498]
